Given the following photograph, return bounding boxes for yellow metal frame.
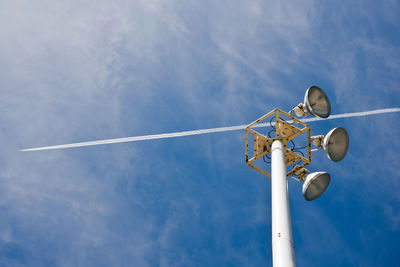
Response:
[245,109,311,179]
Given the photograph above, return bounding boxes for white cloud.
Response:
[0,0,399,265]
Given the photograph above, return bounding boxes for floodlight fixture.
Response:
[302,171,331,201]
[311,127,349,162]
[304,86,331,118]
[292,85,331,118]
[323,127,349,162]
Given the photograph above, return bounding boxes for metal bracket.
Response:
[245,109,311,178]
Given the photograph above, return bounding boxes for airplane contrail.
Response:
[21,107,400,152]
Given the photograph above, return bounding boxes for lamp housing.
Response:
[323,127,349,162]
[302,171,331,201]
[304,86,331,118]
[292,85,331,118]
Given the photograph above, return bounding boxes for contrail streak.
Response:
[21,107,400,152]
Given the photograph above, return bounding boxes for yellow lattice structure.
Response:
[245,109,311,179]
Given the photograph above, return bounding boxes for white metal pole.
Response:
[271,140,295,267]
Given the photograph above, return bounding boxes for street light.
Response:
[245,85,348,267]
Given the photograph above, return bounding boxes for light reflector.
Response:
[323,127,349,162]
[304,86,331,118]
[302,172,331,201]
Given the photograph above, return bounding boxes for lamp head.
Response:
[302,172,331,201]
[323,127,349,162]
[304,86,331,118]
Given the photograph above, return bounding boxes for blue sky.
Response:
[1,0,400,266]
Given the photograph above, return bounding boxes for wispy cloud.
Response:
[0,0,400,266]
